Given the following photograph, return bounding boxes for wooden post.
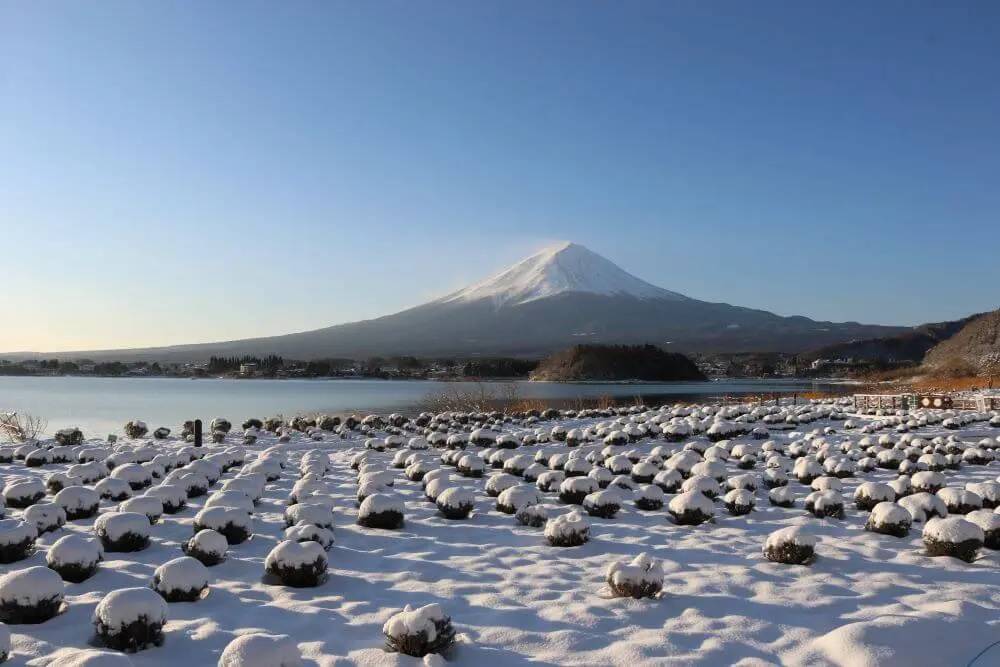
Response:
[194,419,203,447]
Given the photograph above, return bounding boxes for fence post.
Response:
[194,419,202,447]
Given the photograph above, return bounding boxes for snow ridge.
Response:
[440,242,688,307]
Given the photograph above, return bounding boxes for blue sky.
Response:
[2,2,999,352]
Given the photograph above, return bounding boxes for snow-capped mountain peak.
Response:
[440,242,689,306]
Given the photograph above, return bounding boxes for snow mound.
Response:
[218,633,303,667]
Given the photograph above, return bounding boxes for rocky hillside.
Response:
[923,309,1000,374]
[530,344,706,382]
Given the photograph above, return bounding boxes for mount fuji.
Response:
[28,243,904,361]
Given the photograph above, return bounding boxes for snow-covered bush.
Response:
[0,519,36,564]
[497,485,541,515]
[54,427,84,446]
[3,478,45,509]
[864,502,912,538]
[853,482,895,511]
[681,475,720,499]
[357,494,405,529]
[193,507,253,544]
[545,510,590,546]
[152,556,209,602]
[218,633,304,667]
[383,603,456,657]
[95,478,133,502]
[95,512,150,552]
[24,502,66,534]
[605,552,663,599]
[723,489,755,516]
[582,489,622,518]
[0,566,64,624]
[763,526,816,565]
[937,487,983,515]
[899,492,948,523]
[456,454,485,478]
[124,421,148,439]
[635,484,664,510]
[963,509,999,549]
[52,486,100,521]
[668,490,715,525]
[536,470,565,493]
[46,534,103,583]
[653,468,683,494]
[923,516,984,563]
[910,471,945,495]
[110,463,153,491]
[435,487,475,520]
[559,476,599,505]
[484,473,519,498]
[264,540,328,587]
[93,587,167,651]
[183,529,228,566]
[118,496,164,525]
[515,503,547,527]
[967,481,1000,509]
[805,490,844,519]
[284,523,335,550]
[284,503,333,530]
[768,486,795,508]
[144,484,187,514]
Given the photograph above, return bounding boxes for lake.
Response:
[0,376,849,438]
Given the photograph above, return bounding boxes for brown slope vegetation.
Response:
[923,309,1000,375]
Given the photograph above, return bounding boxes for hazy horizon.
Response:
[4,3,999,352]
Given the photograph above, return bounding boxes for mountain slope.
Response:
[803,314,981,363]
[923,309,1000,374]
[3,242,906,362]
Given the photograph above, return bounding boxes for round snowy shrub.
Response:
[383,603,456,657]
[53,486,100,521]
[582,489,622,519]
[545,510,590,547]
[653,468,683,493]
[497,485,542,515]
[605,552,663,599]
[923,516,984,563]
[937,487,983,515]
[218,633,304,667]
[965,509,1000,549]
[205,490,254,514]
[456,454,485,478]
[3,478,45,509]
[47,535,103,583]
[264,540,327,587]
[118,496,164,525]
[723,489,755,516]
[431,486,472,520]
[536,470,565,493]
[805,490,844,519]
[284,503,334,530]
[559,476,599,505]
[0,519,36,564]
[93,587,167,651]
[485,473,519,498]
[110,464,153,491]
[183,529,228,566]
[0,566,64,624]
[854,482,895,511]
[515,503,548,527]
[768,486,796,508]
[284,523,334,550]
[24,502,66,534]
[95,512,151,552]
[668,490,714,525]
[357,493,404,529]
[95,478,133,502]
[152,556,209,602]
[193,506,252,545]
[763,526,816,565]
[899,492,948,523]
[865,501,912,538]
[967,481,1000,509]
[635,484,664,511]
[144,484,187,514]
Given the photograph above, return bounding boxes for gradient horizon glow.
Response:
[3,2,999,353]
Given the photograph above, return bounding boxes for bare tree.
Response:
[977,352,1000,389]
[0,411,47,443]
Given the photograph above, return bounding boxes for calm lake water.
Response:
[0,376,847,438]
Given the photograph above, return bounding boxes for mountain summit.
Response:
[12,243,906,361]
[440,242,687,306]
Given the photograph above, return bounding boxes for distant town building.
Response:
[239,363,259,376]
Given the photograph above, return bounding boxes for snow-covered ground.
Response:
[0,401,998,665]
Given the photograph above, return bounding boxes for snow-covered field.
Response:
[0,402,998,666]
